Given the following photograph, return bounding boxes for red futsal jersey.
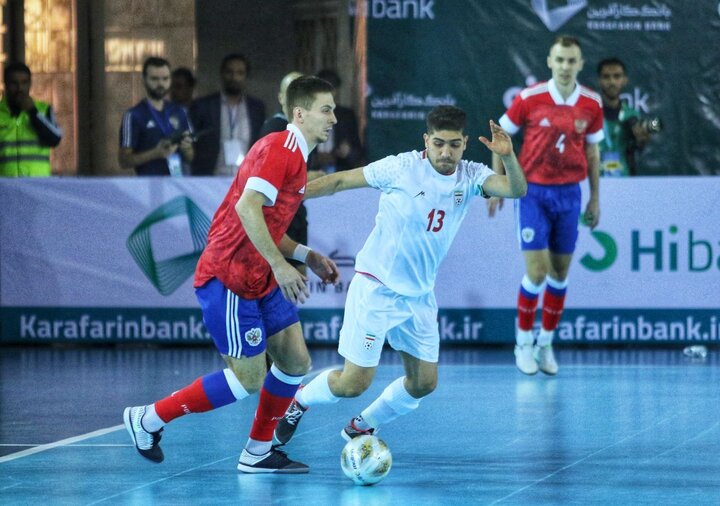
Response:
[194,124,309,299]
[499,79,604,185]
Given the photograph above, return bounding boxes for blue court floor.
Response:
[1,345,719,505]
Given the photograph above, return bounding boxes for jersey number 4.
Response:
[555,134,566,154]
[426,209,445,232]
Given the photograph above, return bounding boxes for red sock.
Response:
[541,288,567,331]
[154,377,214,423]
[518,290,540,331]
[249,365,303,442]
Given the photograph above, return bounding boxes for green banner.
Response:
[1,307,717,345]
[364,1,720,175]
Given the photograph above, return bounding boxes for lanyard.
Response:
[227,102,240,136]
[145,100,173,137]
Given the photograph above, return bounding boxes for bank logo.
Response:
[579,217,617,271]
[127,196,211,295]
[531,0,587,31]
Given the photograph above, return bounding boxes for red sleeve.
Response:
[247,139,292,192]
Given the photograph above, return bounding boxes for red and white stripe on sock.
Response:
[541,275,568,333]
[152,368,248,425]
[517,275,544,332]
[249,364,303,444]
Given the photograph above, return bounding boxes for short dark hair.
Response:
[220,53,250,75]
[316,69,341,89]
[171,67,196,86]
[143,57,170,77]
[597,57,626,75]
[553,35,582,51]
[4,62,31,83]
[286,76,334,112]
[426,105,466,134]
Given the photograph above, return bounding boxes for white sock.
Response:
[142,404,164,433]
[361,377,421,429]
[244,438,271,456]
[516,329,534,346]
[537,329,554,347]
[296,369,340,407]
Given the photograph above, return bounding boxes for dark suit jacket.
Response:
[189,92,266,175]
[309,104,365,172]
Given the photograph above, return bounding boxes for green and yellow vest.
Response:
[0,98,52,177]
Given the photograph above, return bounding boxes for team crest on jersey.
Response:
[244,328,263,346]
[364,333,376,350]
[521,227,535,243]
[574,119,588,134]
[169,116,180,130]
[454,190,464,206]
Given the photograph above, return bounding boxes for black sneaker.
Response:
[341,416,376,442]
[123,406,164,463]
[237,447,309,474]
[273,398,308,445]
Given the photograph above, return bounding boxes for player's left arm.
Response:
[478,120,527,198]
[235,190,310,304]
[584,142,601,229]
[278,234,340,285]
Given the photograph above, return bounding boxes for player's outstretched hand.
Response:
[273,261,310,304]
[306,251,340,285]
[479,120,513,157]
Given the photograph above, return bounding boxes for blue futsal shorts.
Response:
[514,182,581,254]
[195,278,300,359]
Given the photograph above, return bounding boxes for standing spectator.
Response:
[487,36,603,376]
[170,67,196,112]
[312,69,365,172]
[596,58,653,177]
[123,76,340,473]
[118,57,194,176]
[259,71,303,137]
[0,62,62,177]
[190,53,266,176]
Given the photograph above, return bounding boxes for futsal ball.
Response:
[340,435,392,485]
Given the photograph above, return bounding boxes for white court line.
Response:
[0,425,124,464]
[0,364,342,465]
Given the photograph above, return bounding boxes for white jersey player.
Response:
[274,105,527,446]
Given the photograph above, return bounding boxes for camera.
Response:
[168,130,190,145]
[639,117,662,133]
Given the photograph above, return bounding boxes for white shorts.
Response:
[338,273,439,367]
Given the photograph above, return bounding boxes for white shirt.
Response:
[355,150,494,297]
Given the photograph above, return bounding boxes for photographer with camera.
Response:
[119,57,194,176]
[597,58,660,177]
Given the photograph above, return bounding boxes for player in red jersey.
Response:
[123,76,340,473]
[488,35,603,376]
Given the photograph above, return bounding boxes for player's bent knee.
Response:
[406,377,437,398]
[335,372,373,398]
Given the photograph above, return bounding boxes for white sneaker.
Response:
[534,344,559,375]
[514,344,538,375]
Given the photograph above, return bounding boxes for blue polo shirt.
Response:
[119,99,192,176]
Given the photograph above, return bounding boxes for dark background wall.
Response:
[195,0,295,115]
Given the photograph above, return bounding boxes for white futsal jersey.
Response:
[355,150,494,297]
